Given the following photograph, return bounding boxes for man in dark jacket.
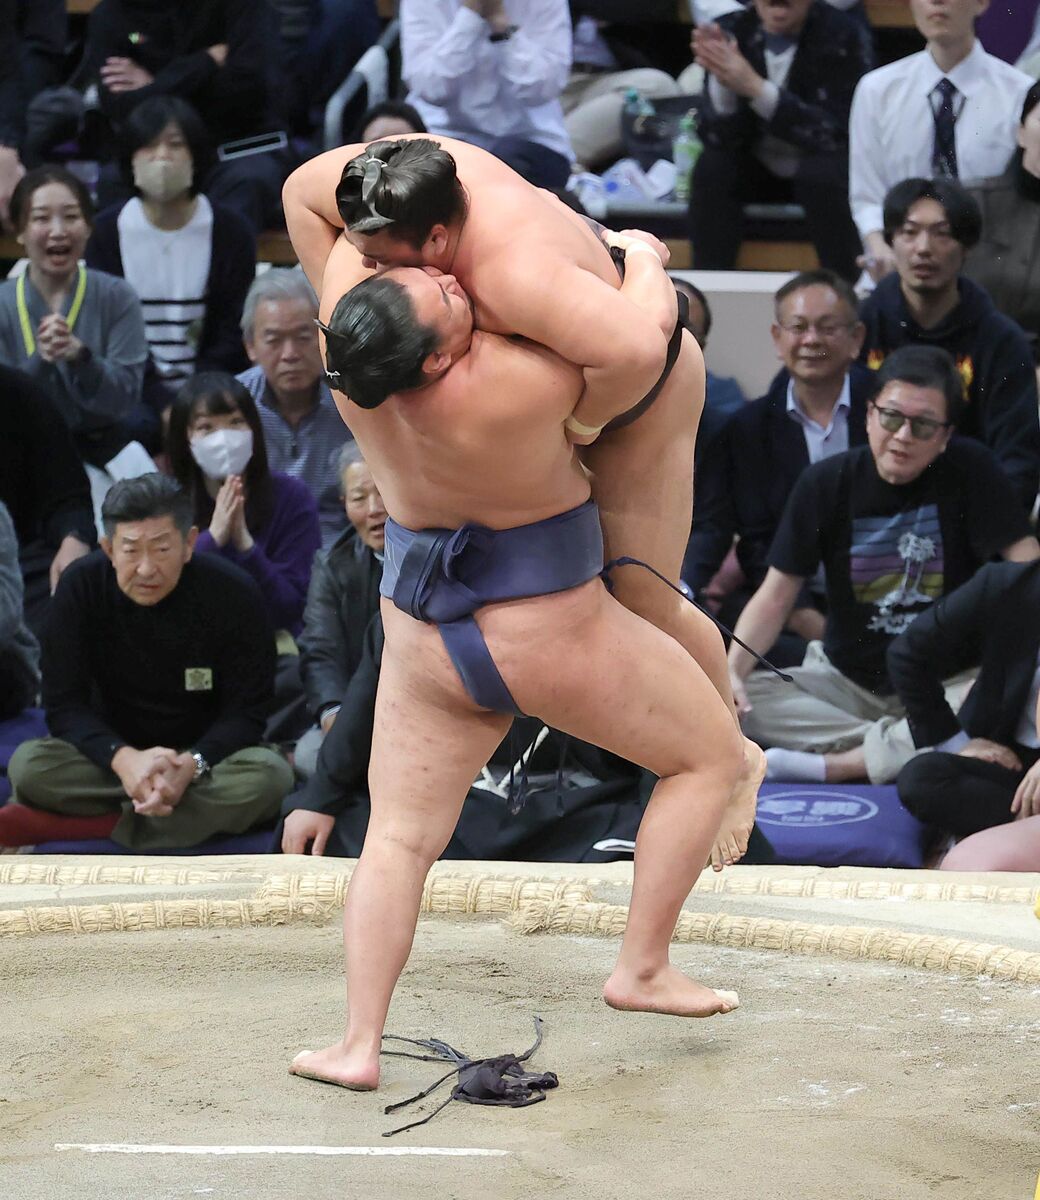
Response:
[0,364,96,638]
[688,0,873,279]
[81,0,292,234]
[891,560,1040,839]
[685,269,869,666]
[293,442,384,775]
[859,176,1040,513]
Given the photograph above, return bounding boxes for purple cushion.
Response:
[0,708,48,804]
[29,827,277,856]
[755,782,928,868]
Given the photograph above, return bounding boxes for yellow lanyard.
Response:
[16,263,88,358]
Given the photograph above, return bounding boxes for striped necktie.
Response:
[930,78,960,178]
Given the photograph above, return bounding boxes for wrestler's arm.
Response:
[490,255,669,438]
[607,232,678,341]
[282,146,363,290]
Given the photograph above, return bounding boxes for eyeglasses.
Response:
[870,402,950,440]
[776,319,856,339]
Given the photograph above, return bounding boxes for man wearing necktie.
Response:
[850,0,1031,284]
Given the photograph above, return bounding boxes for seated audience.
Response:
[354,101,427,144]
[167,372,321,639]
[294,443,385,776]
[849,0,1031,282]
[688,0,873,280]
[400,0,575,188]
[0,500,40,722]
[562,8,680,170]
[0,0,67,227]
[5,474,293,851]
[236,270,351,548]
[86,96,255,406]
[964,81,1040,341]
[673,278,746,459]
[0,166,154,464]
[81,0,293,235]
[686,269,870,665]
[891,561,1040,849]
[727,345,1039,785]
[859,177,1040,513]
[0,363,95,637]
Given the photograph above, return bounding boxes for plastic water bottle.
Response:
[672,109,702,203]
[623,87,656,120]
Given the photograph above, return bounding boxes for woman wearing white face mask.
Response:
[167,372,321,638]
[86,96,256,405]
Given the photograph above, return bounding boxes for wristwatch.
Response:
[191,751,211,781]
[489,24,519,42]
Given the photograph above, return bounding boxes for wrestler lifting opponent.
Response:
[282,223,746,1090]
[282,136,764,857]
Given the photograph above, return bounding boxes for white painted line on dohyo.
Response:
[55,1143,512,1158]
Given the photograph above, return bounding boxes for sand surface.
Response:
[3,888,1039,1200]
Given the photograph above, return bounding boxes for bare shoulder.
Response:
[318,238,373,323]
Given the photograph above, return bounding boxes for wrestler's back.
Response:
[341,332,590,532]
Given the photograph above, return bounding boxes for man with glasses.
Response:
[726,344,1039,785]
[859,176,1040,513]
[685,269,871,666]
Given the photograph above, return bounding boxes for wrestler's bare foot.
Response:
[709,737,764,872]
[603,964,739,1017]
[289,1041,380,1091]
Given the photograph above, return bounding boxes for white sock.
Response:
[765,748,827,783]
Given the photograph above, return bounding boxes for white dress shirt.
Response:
[401,0,573,161]
[848,41,1032,240]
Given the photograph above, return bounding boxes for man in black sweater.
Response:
[0,363,96,638]
[7,473,293,850]
[891,560,1040,840]
[859,177,1040,513]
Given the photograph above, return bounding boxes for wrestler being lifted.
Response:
[282,204,746,1096]
[283,135,764,870]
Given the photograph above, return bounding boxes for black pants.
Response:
[896,747,1040,838]
[688,146,861,282]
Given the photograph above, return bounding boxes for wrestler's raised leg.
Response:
[484,579,745,1017]
[581,331,764,867]
[290,615,512,1090]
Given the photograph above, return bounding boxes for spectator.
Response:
[270,0,379,139]
[0,500,40,723]
[354,101,428,144]
[0,166,156,467]
[673,278,746,461]
[849,0,1031,283]
[0,0,67,228]
[859,177,1040,513]
[686,268,870,665]
[688,0,872,281]
[86,96,255,406]
[400,0,575,188]
[891,560,1040,854]
[81,0,293,236]
[562,10,680,170]
[236,270,353,549]
[0,364,95,638]
[6,474,293,851]
[727,345,1039,786]
[167,372,321,638]
[964,82,1040,340]
[293,442,385,776]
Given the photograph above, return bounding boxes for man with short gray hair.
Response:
[7,473,293,850]
[236,268,352,548]
[293,442,386,776]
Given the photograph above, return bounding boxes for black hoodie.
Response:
[859,273,1040,512]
